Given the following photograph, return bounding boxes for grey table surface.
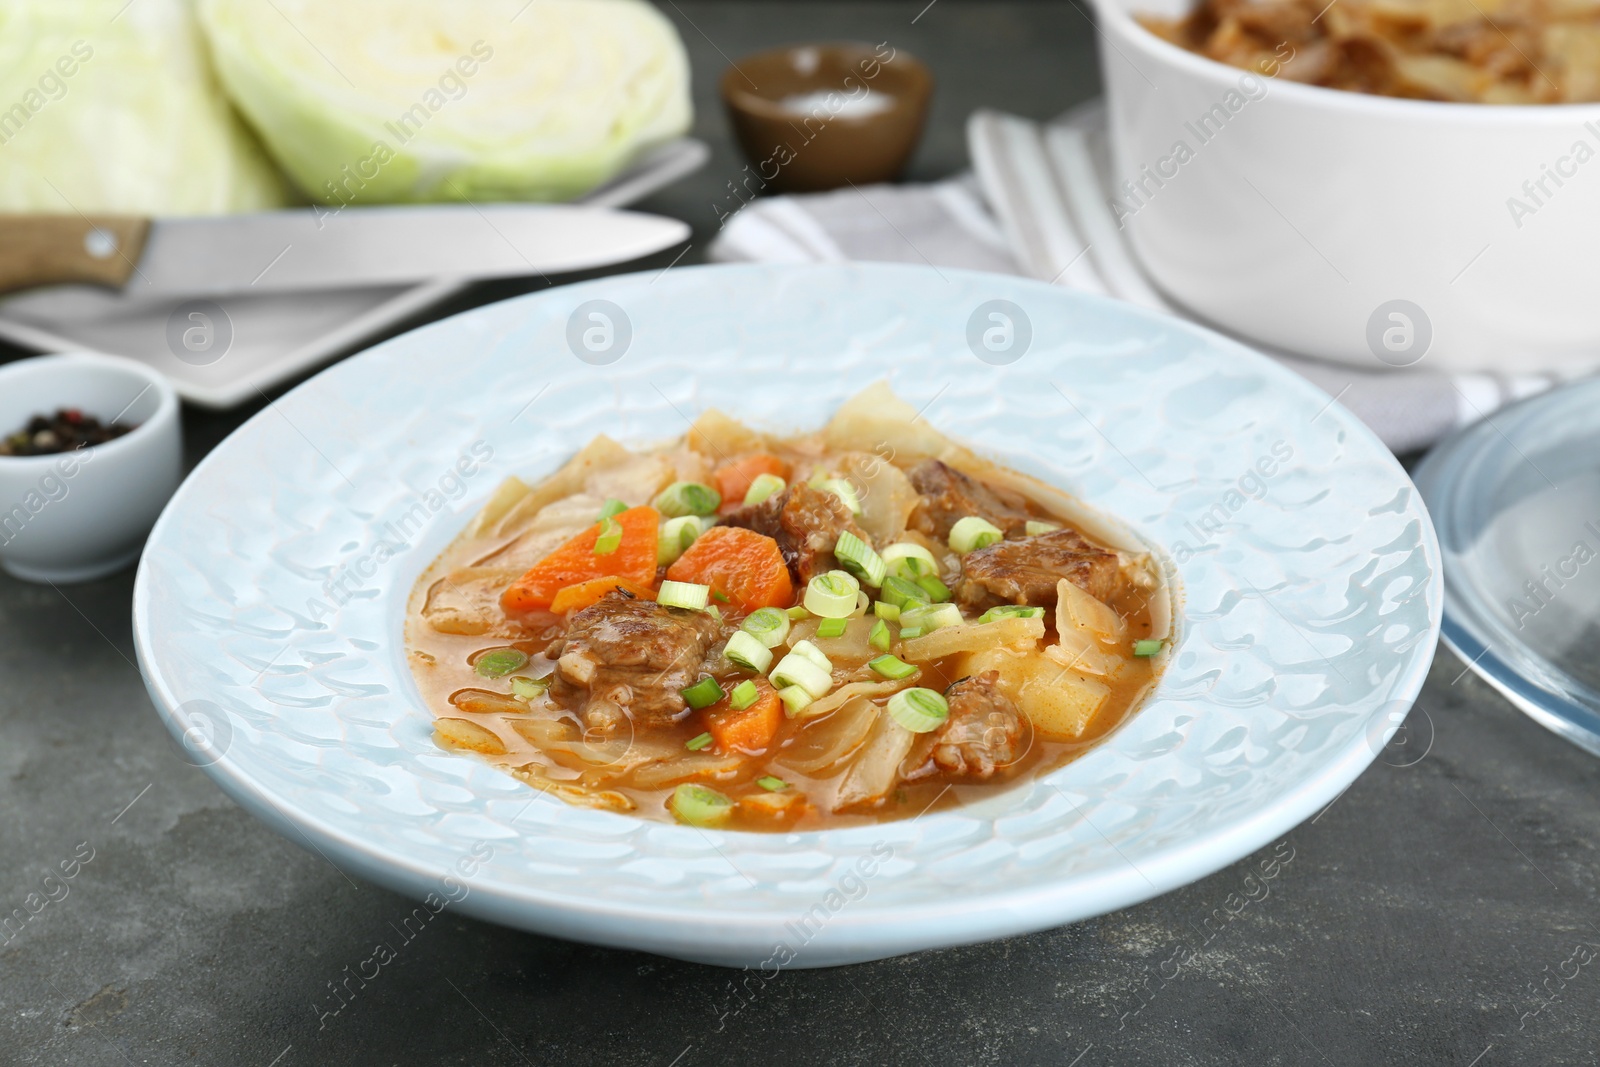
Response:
[4,3,1598,1065]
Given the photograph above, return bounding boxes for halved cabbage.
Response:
[198,0,692,204]
[0,0,289,214]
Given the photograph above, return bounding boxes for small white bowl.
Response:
[0,353,181,583]
[1093,0,1600,374]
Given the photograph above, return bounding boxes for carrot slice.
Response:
[714,454,789,512]
[665,525,792,613]
[548,575,656,615]
[706,679,783,754]
[501,505,660,615]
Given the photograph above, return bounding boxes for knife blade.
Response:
[0,204,690,297]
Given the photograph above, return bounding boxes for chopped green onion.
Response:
[790,639,833,673]
[653,481,721,518]
[658,515,711,564]
[777,684,815,716]
[852,591,871,617]
[1025,520,1060,536]
[711,590,730,603]
[593,515,623,555]
[804,570,860,618]
[818,477,862,515]
[743,473,786,506]
[596,498,628,522]
[669,783,733,828]
[949,515,1005,554]
[770,653,832,698]
[705,604,723,625]
[873,600,901,622]
[729,679,760,710]
[888,687,950,733]
[880,542,938,581]
[901,602,963,632]
[724,631,774,673]
[916,574,951,603]
[509,675,549,700]
[680,676,724,710]
[756,775,789,792]
[978,605,1046,624]
[868,654,917,680]
[1134,639,1165,657]
[880,575,928,610]
[658,580,711,611]
[474,648,528,678]
[741,606,791,649]
[868,618,892,651]
[899,626,923,640]
[816,617,848,638]
[833,531,886,587]
[686,731,714,751]
[786,605,811,620]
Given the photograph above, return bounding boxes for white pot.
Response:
[0,353,181,583]
[1093,0,1600,374]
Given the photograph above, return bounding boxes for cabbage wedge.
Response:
[198,0,693,204]
[0,0,289,214]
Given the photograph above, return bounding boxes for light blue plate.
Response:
[133,263,1439,967]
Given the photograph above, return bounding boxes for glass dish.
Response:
[1415,380,1600,757]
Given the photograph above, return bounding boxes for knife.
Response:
[0,204,690,297]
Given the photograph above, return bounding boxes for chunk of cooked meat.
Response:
[552,590,721,733]
[955,528,1130,612]
[721,483,870,584]
[907,459,1033,541]
[933,672,1025,778]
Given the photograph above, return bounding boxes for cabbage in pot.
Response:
[197,0,693,205]
[0,0,290,215]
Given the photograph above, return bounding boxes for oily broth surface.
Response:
[405,434,1163,831]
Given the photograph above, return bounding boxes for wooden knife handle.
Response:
[0,215,152,294]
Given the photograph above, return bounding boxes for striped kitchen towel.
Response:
[709,100,1570,455]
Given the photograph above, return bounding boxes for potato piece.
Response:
[835,710,916,812]
[900,616,1044,662]
[959,648,1110,740]
[434,717,506,755]
[1014,667,1109,739]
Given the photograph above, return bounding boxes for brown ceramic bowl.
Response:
[719,42,933,194]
